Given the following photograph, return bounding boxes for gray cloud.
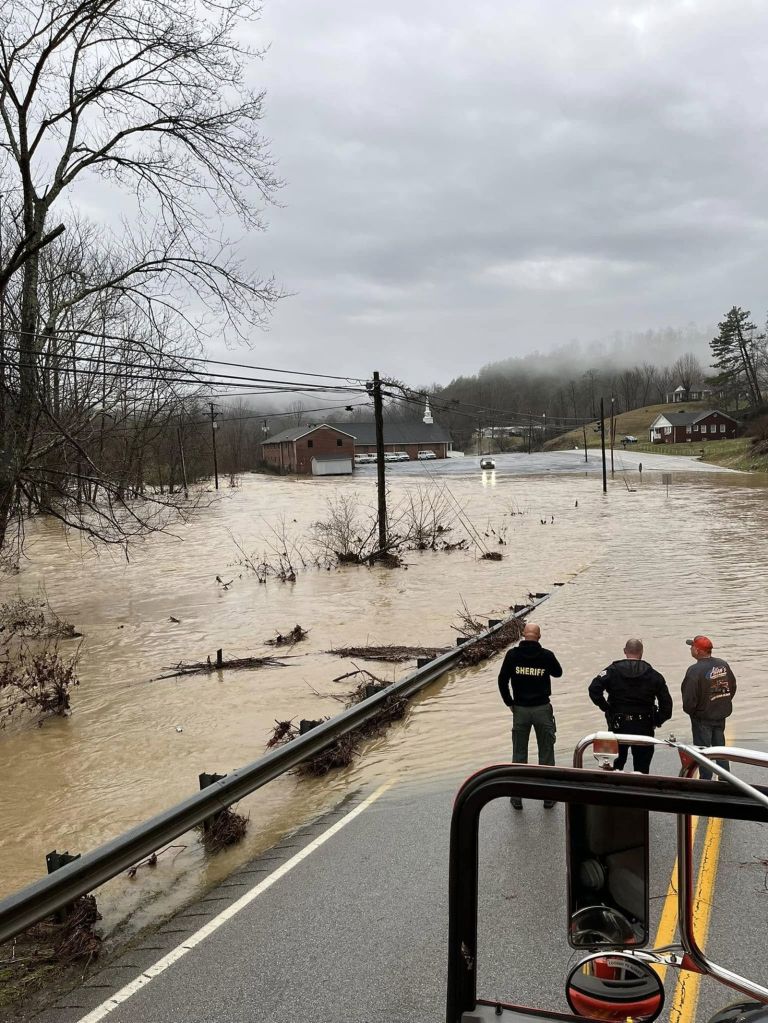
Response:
[173,2,768,380]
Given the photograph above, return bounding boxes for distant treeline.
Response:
[416,319,768,450]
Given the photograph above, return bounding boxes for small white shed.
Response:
[311,455,353,476]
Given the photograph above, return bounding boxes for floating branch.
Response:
[154,654,287,680]
[265,624,308,646]
[329,644,448,664]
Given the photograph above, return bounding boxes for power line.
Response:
[0,349,368,396]
[0,326,366,385]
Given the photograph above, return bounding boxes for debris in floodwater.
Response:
[198,806,249,852]
[153,654,287,680]
[169,616,181,623]
[458,615,525,666]
[328,644,448,664]
[175,725,183,732]
[480,551,503,561]
[265,624,308,646]
[24,894,102,964]
[265,676,408,776]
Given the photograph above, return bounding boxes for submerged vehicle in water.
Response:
[446,732,768,1023]
[480,457,496,470]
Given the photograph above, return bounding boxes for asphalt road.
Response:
[37,748,767,1023]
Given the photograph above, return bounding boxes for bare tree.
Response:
[670,353,706,397]
[0,0,280,555]
[617,366,641,412]
[288,400,305,427]
[638,363,658,406]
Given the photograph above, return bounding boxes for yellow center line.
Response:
[652,816,700,984]
[668,814,724,1023]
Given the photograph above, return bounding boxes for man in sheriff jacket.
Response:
[589,638,673,774]
[497,622,563,809]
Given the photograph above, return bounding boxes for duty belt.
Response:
[614,712,652,721]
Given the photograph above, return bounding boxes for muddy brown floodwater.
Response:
[1,461,767,943]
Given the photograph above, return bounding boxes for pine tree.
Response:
[710,307,763,407]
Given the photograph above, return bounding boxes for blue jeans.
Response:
[690,719,728,781]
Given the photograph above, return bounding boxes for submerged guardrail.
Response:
[0,595,548,945]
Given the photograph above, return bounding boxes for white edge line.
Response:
[75,779,396,1023]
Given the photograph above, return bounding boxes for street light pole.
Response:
[610,397,615,478]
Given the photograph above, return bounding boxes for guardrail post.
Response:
[416,656,433,668]
[46,850,81,922]
[199,773,227,832]
[216,649,223,668]
[299,718,323,735]
[456,637,469,646]
[488,619,502,627]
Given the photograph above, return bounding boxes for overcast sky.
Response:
[224,0,768,385]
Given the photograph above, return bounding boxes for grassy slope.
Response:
[546,402,768,472]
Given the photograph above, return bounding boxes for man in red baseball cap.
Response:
[682,636,737,780]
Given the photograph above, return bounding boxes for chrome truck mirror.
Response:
[566,952,664,1023]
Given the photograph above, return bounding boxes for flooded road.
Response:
[1,455,766,941]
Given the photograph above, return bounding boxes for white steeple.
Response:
[423,397,433,424]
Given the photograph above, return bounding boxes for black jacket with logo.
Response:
[498,640,563,708]
[682,657,736,722]
[588,658,673,727]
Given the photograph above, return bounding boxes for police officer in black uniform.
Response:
[588,638,673,773]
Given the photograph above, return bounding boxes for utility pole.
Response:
[600,398,607,494]
[527,414,533,454]
[610,396,615,478]
[582,422,588,463]
[372,371,387,552]
[542,413,547,448]
[208,402,220,490]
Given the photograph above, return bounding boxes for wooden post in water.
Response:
[610,396,615,478]
[582,422,588,463]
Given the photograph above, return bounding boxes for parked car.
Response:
[417,450,437,460]
[354,453,376,464]
[394,451,411,461]
[480,457,496,470]
[622,435,638,444]
[383,452,399,462]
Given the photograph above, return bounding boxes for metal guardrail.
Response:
[0,597,548,945]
